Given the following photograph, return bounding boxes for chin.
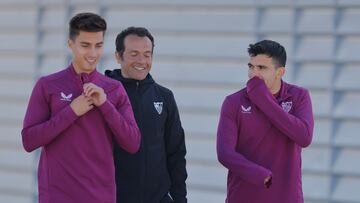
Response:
[132,73,146,80]
[136,76,146,80]
[86,68,96,73]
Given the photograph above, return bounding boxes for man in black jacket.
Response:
[105,27,187,203]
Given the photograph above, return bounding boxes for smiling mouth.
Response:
[86,58,97,65]
[134,66,145,71]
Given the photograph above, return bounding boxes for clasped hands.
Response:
[70,83,107,116]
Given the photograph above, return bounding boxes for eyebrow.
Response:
[258,65,268,69]
[79,42,103,45]
[248,63,268,69]
[128,50,152,54]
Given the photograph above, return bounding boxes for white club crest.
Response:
[153,102,163,115]
[281,101,292,112]
[60,92,73,101]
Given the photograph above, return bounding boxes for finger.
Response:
[83,82,96,90]
[85,99,93,107]
[83,82,92,89]
[82,84,89,95]
[83,85,91,96]
[88,103,94,109]
[75,95,85,103]
[249,72,255,79]
[83,83,94,96]
[249,72,257,79]
[256,73,264,79]
[252,73,263,80]
[87,98,94,104]
[84,87,95,97]
[86,89,96,97]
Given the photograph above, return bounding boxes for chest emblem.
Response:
[281,101,292,112]
[241,105,252,113]
[60,92,73,101]
[153,102,163,115]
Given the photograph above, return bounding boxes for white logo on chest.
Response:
[154,102,163,115]
[241,105,251,113]
[281,101,292,112]
[60,92,73,101]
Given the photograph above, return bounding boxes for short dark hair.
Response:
[69,12,107,40]
[248,40,286,68]
[115,26,155,57]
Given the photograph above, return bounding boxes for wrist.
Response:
[98,97,107,106]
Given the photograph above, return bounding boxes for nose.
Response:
[248,67,259,78]
[136,55,147,64]
[89,47,97,57]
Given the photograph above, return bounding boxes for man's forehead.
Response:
[250,54,272,61]
[249,55,275,66]
[73,31,104,42]
[125,35,152,46]
[250,54,272,59]
[125,41,152,52]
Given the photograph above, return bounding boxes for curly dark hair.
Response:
[248,40,287,68]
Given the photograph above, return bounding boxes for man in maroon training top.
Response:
[217,40,314,203]
[22,12,140,203]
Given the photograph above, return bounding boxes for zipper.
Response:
[136,81,139,92]
[135,80,145,203]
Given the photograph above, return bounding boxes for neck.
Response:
[72,62,94,75]
[120,70,130,79]
[270,80,282,95]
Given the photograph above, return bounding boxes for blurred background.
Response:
[1,0,360,202]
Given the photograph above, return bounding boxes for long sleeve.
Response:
[164,92,187,203]
[217,96,272,186]
[98,84,140,154]
[21,78,78,152]
[247,77,314,147]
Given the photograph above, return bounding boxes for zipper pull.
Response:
[81,73,89,84]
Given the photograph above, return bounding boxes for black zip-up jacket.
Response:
[105,69,187,203]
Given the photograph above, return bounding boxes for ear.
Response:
[277,67,285,78]
[67,39,73,49]
[115,52,122,64]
